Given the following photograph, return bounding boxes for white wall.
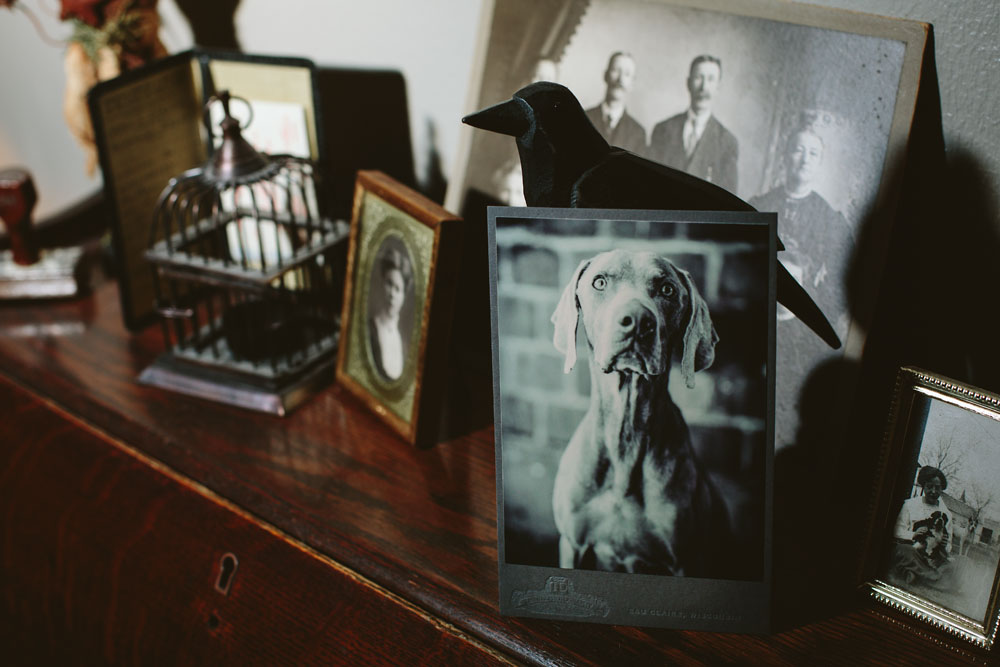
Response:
[0,6,97,218]
[0,0,995,219]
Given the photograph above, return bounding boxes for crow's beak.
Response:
[777,263,841,349]
[462,98,530,137]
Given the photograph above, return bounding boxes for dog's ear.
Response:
[679,269,719,388]
[551,259,590,373]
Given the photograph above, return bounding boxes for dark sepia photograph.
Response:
[452,0,927,453]
[490,208,775,631]
[865,369,1000,649]
[337,171,462,446]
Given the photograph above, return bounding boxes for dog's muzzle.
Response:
[598,298,664,375]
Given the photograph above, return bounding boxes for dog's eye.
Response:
[592,275,607,291]
[659,282,676,298]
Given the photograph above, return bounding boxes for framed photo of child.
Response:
[336,171,463,446]
[862,367,1000,651]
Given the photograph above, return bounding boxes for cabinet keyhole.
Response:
[215,553,238,595]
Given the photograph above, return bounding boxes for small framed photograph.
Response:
[450,0,928,457]
[862,367,1000,649]
[336,171,462,446]
[490,207,776,631]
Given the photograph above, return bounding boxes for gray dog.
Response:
[550,249,732,576]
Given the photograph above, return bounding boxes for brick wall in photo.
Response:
[496,218,769,561]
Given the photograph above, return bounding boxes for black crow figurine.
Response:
[463,81,840,349]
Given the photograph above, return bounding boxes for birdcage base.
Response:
[138,350,335,416]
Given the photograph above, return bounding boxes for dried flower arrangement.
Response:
[2,0,167,173]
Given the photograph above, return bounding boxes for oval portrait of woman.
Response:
[366,234,417,383]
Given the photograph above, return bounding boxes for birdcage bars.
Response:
[148,248,340,380]
[139,92,346,414]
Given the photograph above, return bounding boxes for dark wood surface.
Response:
[0,378,505,665]
[0,282,991,665]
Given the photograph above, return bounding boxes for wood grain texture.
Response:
[0,378,507,666]
[0,283,991,665]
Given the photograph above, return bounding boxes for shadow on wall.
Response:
[314,68,417,220]
[174,0,242,51]
[772,34,1000,630]
[866,147,1000,389]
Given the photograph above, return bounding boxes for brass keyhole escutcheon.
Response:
[215,553,238,595]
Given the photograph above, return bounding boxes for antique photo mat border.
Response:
[449,0,929,457]
[489,207,777,631]
[336,170,462,446]
[861,367,1000,650]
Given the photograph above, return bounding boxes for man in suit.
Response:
[649,55,738,194]
[584,51,647,156]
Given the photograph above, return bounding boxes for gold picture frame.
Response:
[336,171,462,446]
[862,367,1000,650]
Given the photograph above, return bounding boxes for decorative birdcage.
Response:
[139,92,348,415]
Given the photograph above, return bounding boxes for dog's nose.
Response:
[617,302,656,339]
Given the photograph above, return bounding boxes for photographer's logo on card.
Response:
[510,576,610,618]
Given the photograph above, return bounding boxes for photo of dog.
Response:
[550,249,731,576]
[493,211,772,584]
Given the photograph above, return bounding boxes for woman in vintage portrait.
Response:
[749,124,854,334]
[888,466,956,588]
[368,243,413,381]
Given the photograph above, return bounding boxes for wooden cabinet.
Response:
[0,381,503,665]
[0,284,985,664]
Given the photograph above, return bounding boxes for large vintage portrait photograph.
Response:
[864,368,1000,649]
[451,0,927,453]
[490,208,775,631]
[336,171,462,446]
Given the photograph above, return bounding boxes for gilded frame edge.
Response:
[860,366,1000,651]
